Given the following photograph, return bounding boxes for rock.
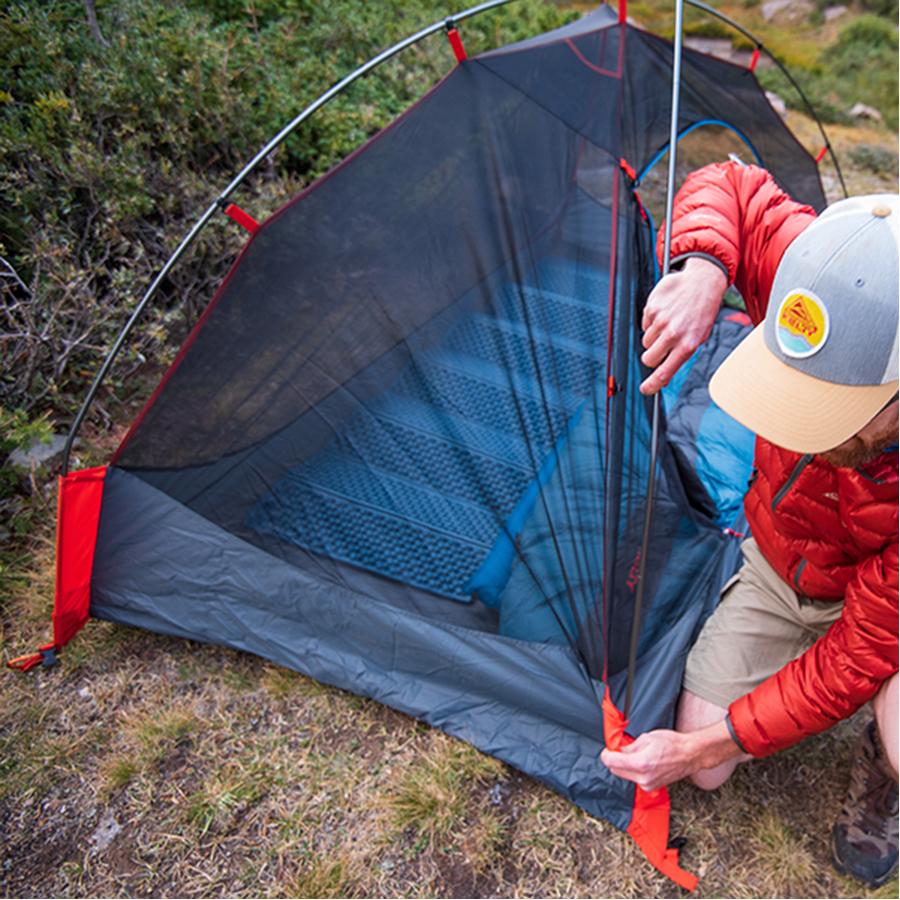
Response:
[90,811,121,853]
[824,4,847,22]
[850,102,882,122]
[761,0,812,22]
[766,91,788,117]
[7,433,68,475]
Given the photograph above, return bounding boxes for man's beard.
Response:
[819,433,895,469]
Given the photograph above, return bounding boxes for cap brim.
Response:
[709,324,899,454]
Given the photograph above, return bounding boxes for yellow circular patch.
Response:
[775,290,830,358]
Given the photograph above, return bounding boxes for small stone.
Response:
[761,0,790,20]
[77,686,91,700]
[89,811,121,853]
[761,0,811,21]
[489,783,504,806]
[380,858,396,872]
[850,102,882,122]
[824,4,847,21]
[7,434,68,474]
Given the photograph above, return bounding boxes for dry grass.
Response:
[2,525,896,899]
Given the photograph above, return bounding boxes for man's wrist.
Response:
[680,254,729,291]
[686,719,747,771]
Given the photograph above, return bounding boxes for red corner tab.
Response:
[54,466,107,648]
[602,688,700,892]
[8,466,107,672]
[446,27,467,62]
[224,203,260,234]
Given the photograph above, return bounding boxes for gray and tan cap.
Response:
[710,194,899,454]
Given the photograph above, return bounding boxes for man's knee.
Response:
[689,767,732,791]
[676,690,741,791]
[676,689,727,733]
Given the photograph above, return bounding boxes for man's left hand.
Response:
[600,729,700,792]
[600,720,747,791]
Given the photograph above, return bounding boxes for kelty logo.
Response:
[776,290,830,358]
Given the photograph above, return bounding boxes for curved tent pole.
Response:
[684,0,848,199]
[61,0,522,476]
[635,117,763,184]
[624,0,685,722]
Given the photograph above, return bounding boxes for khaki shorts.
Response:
[683,538,844,709]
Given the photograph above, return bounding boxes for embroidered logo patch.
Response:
[776,290,830,358]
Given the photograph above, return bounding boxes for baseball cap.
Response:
[709,193,899,454]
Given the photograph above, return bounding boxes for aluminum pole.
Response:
[624,0,685,721]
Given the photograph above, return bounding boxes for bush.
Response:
[0,0,573,430]
[758,13,898,131]
[859,0,899,18]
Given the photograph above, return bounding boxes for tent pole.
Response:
[60,0,518,476]
[624,0,685,722]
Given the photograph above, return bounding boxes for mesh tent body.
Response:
[46,4,825,886]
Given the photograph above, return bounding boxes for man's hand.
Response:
[600,720,746,792]
[640,256,728,395]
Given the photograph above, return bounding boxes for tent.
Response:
[16,2,830,887]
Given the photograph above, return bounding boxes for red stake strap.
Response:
[602,688,700,891]
[7,644,54,672]
[815,145,828,164]
[446,27,467,62]
[618,0,627,23]
[749,47,760,72]
[224,203,260,234]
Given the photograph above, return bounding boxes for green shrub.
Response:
[0,0,573,427]
[859,0,899,18]
[758,13,898,131]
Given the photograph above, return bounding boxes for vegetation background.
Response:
[1,0,897,896]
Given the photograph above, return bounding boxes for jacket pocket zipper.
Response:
[772,454,814,511]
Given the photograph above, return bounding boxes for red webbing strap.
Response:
[446,26,467,62]
[53,465,107,647]
[7,466,108,672]
[224,203,260,234]
[602,689,700,891]
[749,47,760,72]
[7,644,54,672]
[618,0,627,23]
[815,145,828,164]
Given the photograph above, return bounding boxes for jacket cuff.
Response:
[724,711,749,755]
[669,252,730,281]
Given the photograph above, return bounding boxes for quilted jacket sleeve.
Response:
[657,162,816,323]
[729,543,899,757]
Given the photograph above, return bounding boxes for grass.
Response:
[383,734,506,849]
[2,493,897,898]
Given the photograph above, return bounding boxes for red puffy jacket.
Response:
[660,162,899,757]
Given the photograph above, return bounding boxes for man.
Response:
[600,162,899,886]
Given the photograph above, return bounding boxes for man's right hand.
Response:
[639,256,728,395]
